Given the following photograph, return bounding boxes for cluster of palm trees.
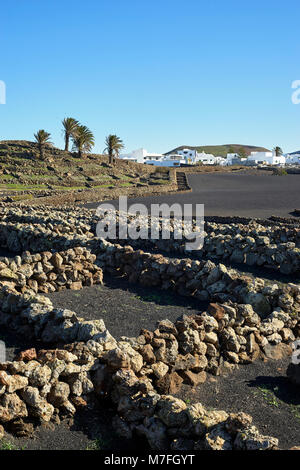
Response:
[34,117,124,163]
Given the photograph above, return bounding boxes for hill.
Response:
[165,144,270,157]
[0,140,167,193]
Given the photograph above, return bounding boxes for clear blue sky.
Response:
[1,0,299,154]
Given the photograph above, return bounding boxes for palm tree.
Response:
[104,134,124,164]
[34,129,52,160]
[62,117,80,151]
[72,125,95,158]
[273,146,283,156]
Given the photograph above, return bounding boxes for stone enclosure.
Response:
[0,203,299,450]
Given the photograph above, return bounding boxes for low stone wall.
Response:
[1,204,300,274]
[0,221,91,254]
[95,208,300,274]
[0,257,298,449]
[97,240,300,319]
[0,216,299,321]
[0,286,111,345]
[0,247,103,294]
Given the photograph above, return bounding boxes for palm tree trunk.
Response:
[65,133,69,152]
[39,144,44,160]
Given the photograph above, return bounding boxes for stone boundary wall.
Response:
[0,221,91,254]
[0,213,299,320]
[95,209,300,274]
[0,247,103,295]
[2,291,296,449]
[96,240,300,319]
[1,204,300,274]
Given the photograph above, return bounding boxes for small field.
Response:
[84,172,300,220]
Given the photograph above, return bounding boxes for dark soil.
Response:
[84,172,300,219]
[46,275,207,339]
[176,356,300,450]
[2,399,149,451]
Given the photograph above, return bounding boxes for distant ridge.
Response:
[289,150,300,155]
[165,144,270,158]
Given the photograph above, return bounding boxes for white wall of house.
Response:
[226,153,240,165]
[215,156,227,165]
[247,151,285,165]
[194,152,217,165]
[119,148,164,164]
[285,154,300,164]
[247,151,273,161]
[144,159,183,167]
[177,148,197,160]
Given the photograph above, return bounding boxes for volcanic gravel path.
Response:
[83,172,300,219]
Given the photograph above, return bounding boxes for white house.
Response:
[194,151,216,165]
[226,153,240,165]
[215,156,227,166]
[247,151,285,166]
[119,148,185,167]
[144,157,185,167]
[176,148,197,163]
[176,149,226,165]
[119,146,228,167]
[119,148,164,164]
[285,153,300,165]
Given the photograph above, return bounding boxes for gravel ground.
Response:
[2,403,148,451]
[46,275,207,339]
[84,172,300,219]
[176,356,300,450]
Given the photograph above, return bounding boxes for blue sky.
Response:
[0,0,299,153]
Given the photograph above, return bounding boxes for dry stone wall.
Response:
[0,247,103,295]
[95,208,300,274]
[97,240,300,320]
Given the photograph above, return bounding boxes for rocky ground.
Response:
[0,140,176,206]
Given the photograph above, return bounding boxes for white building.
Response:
[215,156,227,166]
[119,146,226,167]
[176,148,197,163]
[285,153,300,165]
[195,151,216,165]
[119,148,164,164]
[247,151,286,166]
[119,148,185,167]
[144,156,185,167]
[226,153,240,165]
